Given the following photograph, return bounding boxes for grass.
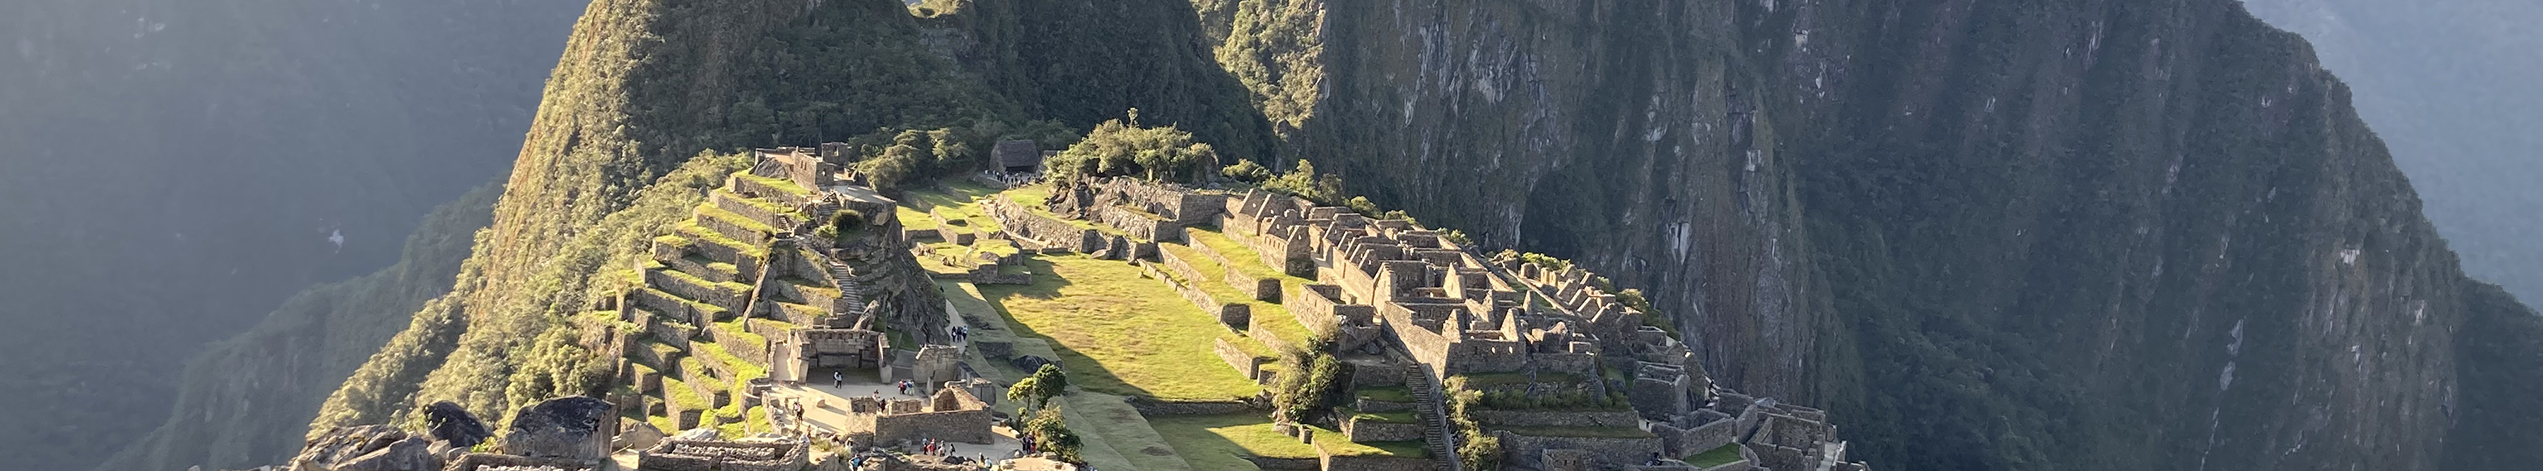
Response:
[676,222,768,259]
[897,205,941,233]
[717,188,802,218]
[734,172,812,197]
[1488,425,1657,438]
[975,254,1262,400]
[1004,184,1054,209]
[656,264,751,296]
[663,377,707,413]
[1341,407,1419,424]
[696,202,780,235]
[1457,372,1581,387]
[697,334,769,378]
[1307,427,1429,458]
[1355,387,1415,403]
[1685,442,1745,467]
[1149,413,1318,468]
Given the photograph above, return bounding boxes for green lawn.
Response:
[1341,407,1420,423]
[1354,387,1415,403]
[1685,442,1746,467]
[976,255,1261,401]
[1149,413,1317,469]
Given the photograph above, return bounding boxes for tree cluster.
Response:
[1044,110,1221,184]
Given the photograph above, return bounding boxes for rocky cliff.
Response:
[1205,0,2543,469]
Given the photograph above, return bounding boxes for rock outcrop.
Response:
[499,397,613,461]
[423,401,492,449]
[289,426,441,471]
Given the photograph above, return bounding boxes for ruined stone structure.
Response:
[1209,187,1871,471]
[825,386,996,445]
[634,439,810,471]
[572,147,961,438]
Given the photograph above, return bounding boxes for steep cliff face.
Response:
[1210,0,2543,469]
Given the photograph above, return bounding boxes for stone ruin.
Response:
[634,438,809,471]
[816,386,996,446]
[1208,186,1873,471]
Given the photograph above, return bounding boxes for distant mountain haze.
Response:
[0,0,580,469]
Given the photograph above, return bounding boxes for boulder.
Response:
[334,437,442,471]
[424,401,493,449]
[1010,355,1056,373]
[500,396,614,461]
[672,427,719,441]
[289,425,408,471]
[614,418,666,451]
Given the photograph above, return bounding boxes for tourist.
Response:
[833,371,844,388]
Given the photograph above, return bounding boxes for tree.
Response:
[1045,111,1219,184]
[1006,364,1069,412]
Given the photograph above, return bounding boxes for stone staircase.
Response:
[831,262,866,327]
[1407,366,1460,471]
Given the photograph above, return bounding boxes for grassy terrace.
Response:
[976,254,1261,401]
[716,188,801,218]
[1149,414,1317,470]
[733,172,812,197]
[697,203,779,235]
[1686,443,1745,467]
[677,222,768,259]
[897,205,940,233]
[1341,407,1420,423]
[1160,242,1312,349]
[1354,386,1415,403]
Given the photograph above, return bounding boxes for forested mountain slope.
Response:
[1203,0,2543,469]
[0,1,578,469]
[2242,0,2543,311]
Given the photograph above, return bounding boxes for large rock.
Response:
[289,425,409,471]
[334,437,442,471]
[500,396,614,461]
[424,401,493,449]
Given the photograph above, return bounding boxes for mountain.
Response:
[2241,0,2543,315]
[93,185,497,471]
[257,0,2538,470]
[0,0,579,469]
[1204,0,2543,469]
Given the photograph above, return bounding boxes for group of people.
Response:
[948,325,971,343]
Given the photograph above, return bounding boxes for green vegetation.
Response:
[1007,364,1070,412]
[1020,405,1086,463]
[1044,112,1221,184]
[1148,413,1317,469]
[976,255,1261,400]
[1269,347,1342,422]
[1340,407,1418,424]
[1686,443,1745,467]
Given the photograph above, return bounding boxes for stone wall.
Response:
[645,268,745,317]
[637,439,808,471]
[1215,337,1265,379]
[1319,451,1438,471]
[714,190,806,233]
[1495,432,1665,471]
[865,409,993,444]
[1469,409,1643,428]
[728,173,818,207]
[1346,360,1406,388]
[799,329,884,369]
[444,453,597,471]
[696,208,778,247]
[647,317,697,350]
[1141,261,1250,329]
[1340,416,1425,442]
[1286,284,1374,337]
[1655,418,1740,459]
[1089,204,1178,242]
[982,196,1101,253]
[709,325,769,363]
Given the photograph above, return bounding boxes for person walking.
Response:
[833,370,844,388]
